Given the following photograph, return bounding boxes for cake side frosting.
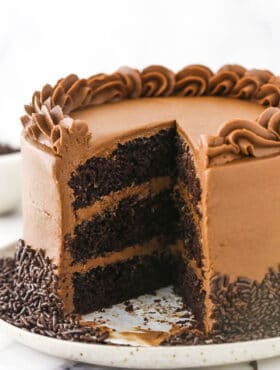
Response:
[202,153,280,334]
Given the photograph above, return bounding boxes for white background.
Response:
[1,0,280,146]
[1,0,280,369]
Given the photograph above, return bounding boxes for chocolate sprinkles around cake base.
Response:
[1,240,280,345]
[210,269,280,341]
[0,240,204,345]
[0,240,108,343]
[0,241,206,346]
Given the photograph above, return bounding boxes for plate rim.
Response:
[2,318,280,368]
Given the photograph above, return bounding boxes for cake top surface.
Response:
[21,64,280,166]
[71,96,263,150]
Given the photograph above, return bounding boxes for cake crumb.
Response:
[249,361,258,370]
[124,301,134,312]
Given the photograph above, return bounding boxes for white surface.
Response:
[1,0,280,368]
[0,153,21,214]
[0,210,21,247]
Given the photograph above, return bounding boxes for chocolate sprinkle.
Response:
[164,266,280,345]
[0,240,108,343]
[124,301,134,313]
[210,269,280,342]
[162,329,207,346]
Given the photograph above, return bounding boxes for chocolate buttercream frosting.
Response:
[175,65,213,96]
[141,65,175,97]
[206,107,280,166]
[21,64,280,164]
[208,65,246,96]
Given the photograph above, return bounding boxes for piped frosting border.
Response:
[206,107,280,166]
[21,64,280,166]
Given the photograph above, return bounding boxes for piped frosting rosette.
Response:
[206,107,280,166]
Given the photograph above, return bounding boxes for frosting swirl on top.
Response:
[116,67,142,99]
[21,77,91,154]
[230,69,272,100]
[255,76,280,107]
[141,65,175,97]
[206,107,280,166]
[86,73,127,106]
[21,64,280,157]
[175,65,213,96]
[208,65,246,96]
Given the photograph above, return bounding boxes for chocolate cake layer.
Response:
[69,127,177,210]
[174,190,202,267]
[175,258,205,329]
[72,250,178,314]
[66,190,179,263]
[176,136,201,212]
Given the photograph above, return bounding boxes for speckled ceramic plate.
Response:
[1,242,280,368]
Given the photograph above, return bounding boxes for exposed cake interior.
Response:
[62,122,205,328]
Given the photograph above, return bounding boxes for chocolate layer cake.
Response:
[19,64,280,341]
